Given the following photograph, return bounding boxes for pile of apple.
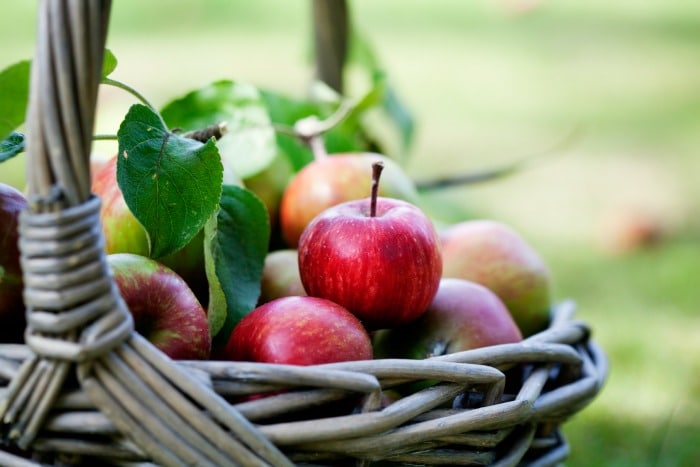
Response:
[0,150,554,384]
[243,154,553,368]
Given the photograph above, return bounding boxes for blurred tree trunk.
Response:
[312,0,349,94]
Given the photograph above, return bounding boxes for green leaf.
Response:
[259,90,319,171]
[305,81,385,156]
[348,30,415,154]
[117,104,223,258]
[205,185,270,346]
[260,89,322,126]
[0,60,30,141]
[204,213,227,338]
[102,48,118,78]
[161,80,276,179]
[0,131,24,162]
[260,88,369,170]
[374,71,415,151]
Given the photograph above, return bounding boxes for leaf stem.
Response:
[93,134,118,141]
[307,135,328,161]
[102,77,167,128]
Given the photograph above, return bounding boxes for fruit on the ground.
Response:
[298,162,442,329]
[440,220,552,336]
[280,153,420,247]
[107,253,211,359]
[599,208,665,255]
[0,183,27,342]
[92,156,208,304]
[258,249,306,305]
[222,296,372,365]
[373,278,523,359]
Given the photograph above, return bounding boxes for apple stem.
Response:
[294,115,329,160]
[308,135,328,160]
[370,161,384,217]
[183,122,228,143]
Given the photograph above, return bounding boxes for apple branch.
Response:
[293,101,353,161]
[182,122,228,143]
[370,161,384,217]
[415,126,581,191]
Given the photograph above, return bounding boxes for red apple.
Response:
[373,278,523,360]
[258,249,306,305]
[107,253,211,360]
[92,157,208,304]
[0,183,27,342]
[279,153,419,247]
[90,154,111,185]
[440,220,552,337]
[222,296,372,365]
[298,163,442,329]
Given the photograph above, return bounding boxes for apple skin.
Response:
[258,249,306,305]
[0,183,28,342]
[244,153,294,251]
[92,157,208,305]
[373,278,523,360]
[279,153,420,247]
[222,296,372,365]
[298,196,442,329]
[243,152,293,230]
[107,253,211,360]
[440,220,552,337]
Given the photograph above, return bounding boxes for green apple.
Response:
[258,249,306,305]
[440,220,552,337]
[243,152,294,230]
[279,153,420,247]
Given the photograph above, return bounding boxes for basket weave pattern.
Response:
[0,1,607,465]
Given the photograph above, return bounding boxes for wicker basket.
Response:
[0,2,607,465]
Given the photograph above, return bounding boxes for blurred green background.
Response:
[2,1,699,465]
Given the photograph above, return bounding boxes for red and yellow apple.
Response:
[373,278,523,359]
[279,153,419,247]
[107,253,211,360]
[440,220,552,336]
[298,164,441,329]
[92,156,208,304]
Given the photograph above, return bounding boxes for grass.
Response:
[551,241,700,465]
[2,1,700,465]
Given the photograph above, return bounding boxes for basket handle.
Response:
[312,0,349,93]
[24,1,108,208]
[1,2,292,464]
